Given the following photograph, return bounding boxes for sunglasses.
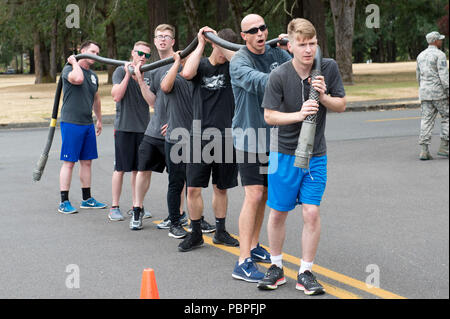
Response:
[134,50,151,58]
[243,24,267,34]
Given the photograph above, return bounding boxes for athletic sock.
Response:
[299,259,314,274]
[190,218,202,236]
[215,217,226,233]
[82,187,91,201]
[61,191,69,203]
[270,254,283,269]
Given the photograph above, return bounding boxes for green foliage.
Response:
[0,0,447,72]
[352,0,448,62]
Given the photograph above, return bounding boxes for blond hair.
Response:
[154,24,175,38]
[287,18,316,41]
[134,41,151,50]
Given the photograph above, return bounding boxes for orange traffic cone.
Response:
[140,268,160,299]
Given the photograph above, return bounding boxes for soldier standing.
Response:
[416,31,449,160]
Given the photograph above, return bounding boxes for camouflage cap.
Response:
[426,31,445,44]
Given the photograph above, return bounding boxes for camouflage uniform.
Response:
[416,41,449,146]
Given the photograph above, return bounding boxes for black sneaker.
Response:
[168,223,188,239]
[200,216,216,233]
[257,264,287,290]
[296,271,325,295]
[213,230,239,247]
[178,232,204,252]
[187,216,216,233]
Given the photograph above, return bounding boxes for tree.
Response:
[94,0,120,84]
[147,0,168,62]
[285,0,329,57]
[330,0,356,85]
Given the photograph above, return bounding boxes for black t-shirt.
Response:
[191,58,235,138]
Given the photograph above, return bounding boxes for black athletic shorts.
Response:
[137,135,167,173]
[236,150,269,187]
[114,130,144,172]
[186,137,238,190]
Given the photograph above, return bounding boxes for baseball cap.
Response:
[426,31,445,44]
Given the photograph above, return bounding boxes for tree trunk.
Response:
[20,52,24,74]
[105,21,117,84]
[229,0,244,35]
[183,0,199,44]
[50,17,58,82]
[29,48,35,75]
[302,0,329,58]
[33,31,52,84]
[147,0,168,62]
[287,0,329,58]
[216,0,229,30]
[34,32,42,83]
[330,0,356,85]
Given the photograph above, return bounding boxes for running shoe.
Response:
[213,230,239,247]
[80,197,107,209]
[178,232,204,252]
[296,271,325,295]
[157,212,188,229]
[108,207,124,221]
[250,243,271,263]
[142,207,152,219]
[257,264,286,290]
[58,201,77,214]
[169,224,188,239]
[130,207,143,230]
[186,216,216,233]
[232,258,265,283]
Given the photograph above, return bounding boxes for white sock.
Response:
[270,254,283,269]
[299,259,314,274]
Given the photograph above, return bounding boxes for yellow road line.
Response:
[152,220,405,299]
[258,243,406,299]
[366,116,420,122]
[200,233,361,299]
[153,220,360,299]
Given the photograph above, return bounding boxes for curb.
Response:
[0,103,420,130]
[341,102,420,112]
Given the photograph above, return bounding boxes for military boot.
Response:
[419,144,433,160]
[437,139,449,157]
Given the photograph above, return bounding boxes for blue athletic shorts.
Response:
[60,122,98,162]
[267,152,327,211]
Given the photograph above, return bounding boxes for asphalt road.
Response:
[0,108,448,301]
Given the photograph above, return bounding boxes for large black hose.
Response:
[203,32,288,51]
[294,46,322,169]
[32,76,63,181]
[32,37,200,182]
[33,34,289,181]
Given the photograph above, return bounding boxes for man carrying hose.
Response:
[108,41,152,221]
[177,27,240,252]
[257,18,346,295]
[58,40,107,214]
[229,14,292,283]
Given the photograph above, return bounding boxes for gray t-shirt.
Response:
[230,45,292,153]
[144,64,171,139]
[165,74,194,143]
[262,59,345,156]
[60,64,99,125]
[112,66,151,133]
